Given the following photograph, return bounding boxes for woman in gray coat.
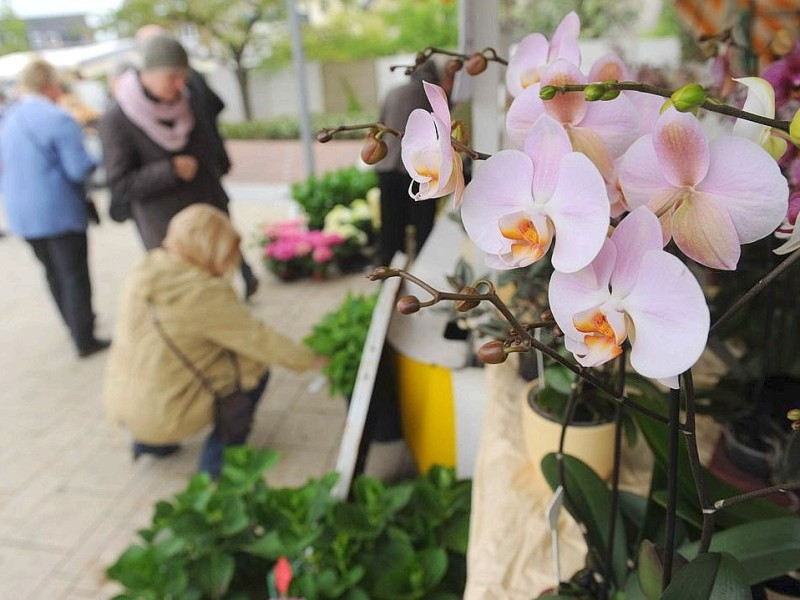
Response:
[99,35,258,296]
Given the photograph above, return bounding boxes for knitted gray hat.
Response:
[141,35,189,71]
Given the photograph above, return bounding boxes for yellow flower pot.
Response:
[520,380,617,490]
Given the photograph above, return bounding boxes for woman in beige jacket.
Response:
[104,204,318,477]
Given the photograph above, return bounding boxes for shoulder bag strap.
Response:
[148,303,241,398]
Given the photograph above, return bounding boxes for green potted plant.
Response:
[303,291,378,399]
[106,446,471,599]
[291,166,378,230]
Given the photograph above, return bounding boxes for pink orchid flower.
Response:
[401,81,465,207]
[548,207,710,387]
[505,11,581,98]
[460,114,609,273]
[506,59,639,185]
[618,107,789,270]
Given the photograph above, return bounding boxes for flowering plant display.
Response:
[260,219,345,280]
[319,11,800,599]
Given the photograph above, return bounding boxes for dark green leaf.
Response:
[541,453,629,588]
[194,552,235,599]
[661,552,750,600]
[679,516,800,585]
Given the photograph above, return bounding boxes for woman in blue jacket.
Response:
[1,59,108,357]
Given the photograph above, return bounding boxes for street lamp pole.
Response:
[287,0,316,177]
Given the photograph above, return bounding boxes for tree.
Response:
[0,1,28,55]
[108,0,284,120]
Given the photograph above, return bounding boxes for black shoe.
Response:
[78,337,111,358]
[133,443,181,461]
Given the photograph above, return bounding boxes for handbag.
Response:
[149,305,254,444]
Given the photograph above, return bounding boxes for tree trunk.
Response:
[235,63,252,121]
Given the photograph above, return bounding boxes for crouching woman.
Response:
[104,204,320,477]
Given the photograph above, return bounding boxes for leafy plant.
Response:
[291,166,378,230]
[304,292,378,398]
[107,446,471,600]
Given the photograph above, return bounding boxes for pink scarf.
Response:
[114,69,194,151]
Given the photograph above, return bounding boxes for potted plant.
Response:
[291,166,378,230]
[106,446,471,599]
[322,199,376,274]
[259,220,345,282]
[303,291,378,399]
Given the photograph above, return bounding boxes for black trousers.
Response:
[27,232,96,352]
[377,171,437,267]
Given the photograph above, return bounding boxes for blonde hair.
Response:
[163,204,241,276]
[19,59,59,94]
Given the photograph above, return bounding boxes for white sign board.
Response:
[332,254,406,499]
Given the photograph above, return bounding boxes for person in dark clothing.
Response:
[100,34,258,298]
[375,61,442,267]
[1,60,109,357]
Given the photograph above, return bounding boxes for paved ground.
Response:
[0,140,411,598]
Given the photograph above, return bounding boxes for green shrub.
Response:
[106,446,471,600]
[220,111,378,140]
[292,166,378,230]
[304,292,378,399]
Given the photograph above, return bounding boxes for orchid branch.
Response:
[370,267,671,426]
[549,82,792,133]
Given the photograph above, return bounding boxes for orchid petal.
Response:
[548,240,616,341]
[622,250,709,381]
[423,81,452,130]
[506,33,550,97]
[629,92,666,135]
[546,152,610,273]
[549,11,581,66]
[460,150,533,254]
[609,207,663,297]
[671,192,741,270]
[617,135,678,212]
[652,108,710,187]
[578,94,640,158]
[775,225,800,255]
[567,126,615,183]
[541,59,588,126]
[524,114,573,201]
[698,136,789,244]
[588,52,629,82]
[401,109,438,184]
[506,84,546,148]
[732,77,775,146]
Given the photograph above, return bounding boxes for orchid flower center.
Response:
[573,308,625,366]
[521,67,542,89]
[498,213,550,264]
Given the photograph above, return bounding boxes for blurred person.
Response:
[104,204,322,477]
[0,59,108,357]
[99,34,258,299]
[375,60,441,266]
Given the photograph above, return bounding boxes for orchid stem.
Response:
[711,248,800,334]
[604,352,627,596]
[662,387,681,591]
[680,370,715,554]
[553,82,792,133]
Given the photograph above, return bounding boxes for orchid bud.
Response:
[601,88,621,101]
[477,340,508,364]
[397,295,422,314]
[465,52,488,76]
[446,58,464,75]
[584,83,606,101]
[316,130,333,143]
[368,266,391,280]
[790,107,800,144]
[455,286,480,312]
[539,85,558,100]
[360,133,388,165]
[787,408,800,421]
[670,83,707,112]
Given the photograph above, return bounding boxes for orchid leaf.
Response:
[661,552,750,600]
[541,453,629,588]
